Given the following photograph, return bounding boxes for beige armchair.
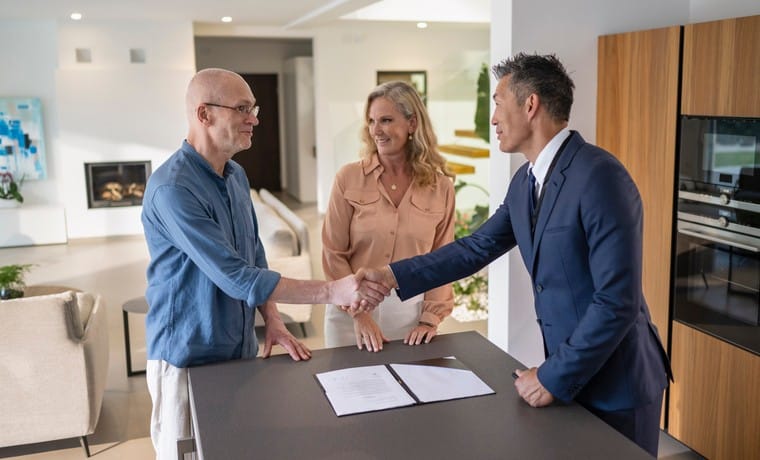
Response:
[0,290,109,457]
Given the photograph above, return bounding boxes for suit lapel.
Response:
[530,132,583,266]
[511,164,536,270]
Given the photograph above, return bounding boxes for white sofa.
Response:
[0,290,109,457]
[251,188,313,335]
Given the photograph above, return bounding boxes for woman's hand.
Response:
[353,313,389,352]
[404,322,438,345]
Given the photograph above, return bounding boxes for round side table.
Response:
[123,296,149,377]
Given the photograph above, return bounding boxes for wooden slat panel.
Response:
[682,15,760,117]
[596,26,681,349]
[669,322,760,459]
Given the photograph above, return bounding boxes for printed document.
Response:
[315,357,494,416]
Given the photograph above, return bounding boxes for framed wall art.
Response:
[0,97,47,180]
[376,70,427,105]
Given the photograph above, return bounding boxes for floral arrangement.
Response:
[0,171,24,203]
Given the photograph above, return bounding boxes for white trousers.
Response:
[146,360,194,460]
[324,290,423,348]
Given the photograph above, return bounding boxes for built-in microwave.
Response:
[678,115,760,203]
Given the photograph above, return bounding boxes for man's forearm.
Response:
[268,277,331,305]
[258,300,285,324]
[267,272,390,310]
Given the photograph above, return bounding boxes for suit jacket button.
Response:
[536,284,543,293]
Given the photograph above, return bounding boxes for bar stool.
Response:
[122,296,148,377]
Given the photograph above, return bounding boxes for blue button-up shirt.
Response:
[141,140,281,368]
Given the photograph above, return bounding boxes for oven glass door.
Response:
[679,116,760,200]
[674,222,760,354]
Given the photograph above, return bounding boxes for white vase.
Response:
[0,199,20,209]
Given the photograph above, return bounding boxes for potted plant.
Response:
[452,180,489,321]
[0,170,24,207]
[0,264,34,300]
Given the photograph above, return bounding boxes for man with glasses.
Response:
[141,68,388,460]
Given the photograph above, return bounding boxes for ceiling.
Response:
[0,0,489,29]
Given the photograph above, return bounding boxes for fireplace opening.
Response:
[85,161,151,209]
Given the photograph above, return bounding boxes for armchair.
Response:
[0,290,109,457]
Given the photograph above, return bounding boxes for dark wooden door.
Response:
[233,73,282,191]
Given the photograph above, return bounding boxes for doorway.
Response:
[233,73,282,191]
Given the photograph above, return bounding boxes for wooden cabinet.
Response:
[682,15,760,117]
[669,322,760,459]
[596,25,681,347]
[597,16,760,453]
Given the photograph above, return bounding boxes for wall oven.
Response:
[674,115,760,355]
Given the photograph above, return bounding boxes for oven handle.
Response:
[678,228,760,253]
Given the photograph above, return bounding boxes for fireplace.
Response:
[85,161,151,209]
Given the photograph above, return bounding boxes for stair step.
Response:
[439,144,489,158]
[454,129,481,138]
[446,161,475,175]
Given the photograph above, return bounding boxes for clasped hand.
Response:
[331,268,393,313]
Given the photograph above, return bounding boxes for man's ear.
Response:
[525,93,539,119]
[197,104,212,126]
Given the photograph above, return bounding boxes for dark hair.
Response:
[492,53,574,122]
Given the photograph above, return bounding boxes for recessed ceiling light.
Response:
[70,12,83,21]
[416,22,428,29]
[221,16,232,23]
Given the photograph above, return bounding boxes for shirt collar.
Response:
[528,128,571,190]
[181,140,234,178]
[362,154,383,177]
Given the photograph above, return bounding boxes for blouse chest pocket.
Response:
[344,189,382,234]
[408,192,446,248]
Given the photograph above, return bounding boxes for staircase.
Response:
[439,129,489,175]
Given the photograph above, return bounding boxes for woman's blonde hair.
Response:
[360,81,453,187]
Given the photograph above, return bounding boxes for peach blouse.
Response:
[322,154,455,325]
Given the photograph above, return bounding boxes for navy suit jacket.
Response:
[391,131,670,411]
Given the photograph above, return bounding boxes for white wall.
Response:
[312,21,490,212]
[0,20,59,206]
[54,20,195,238]
[489,0,758,366]
[689,0,759,23]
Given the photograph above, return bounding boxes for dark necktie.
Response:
[528,168,537,213]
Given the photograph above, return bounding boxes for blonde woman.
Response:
[322,81,456,351]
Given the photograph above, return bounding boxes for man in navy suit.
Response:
[362,53,671,457]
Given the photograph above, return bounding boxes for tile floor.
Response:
[0,194,701,459]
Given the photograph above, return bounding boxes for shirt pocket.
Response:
[408,192,446,249]
[344,189,382,235]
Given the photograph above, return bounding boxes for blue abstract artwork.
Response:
[0,97,47,180]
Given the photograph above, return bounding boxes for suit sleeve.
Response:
[391,194,517,301]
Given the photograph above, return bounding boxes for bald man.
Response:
[141,68,387,459]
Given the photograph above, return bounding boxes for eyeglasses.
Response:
[204,102,260,117]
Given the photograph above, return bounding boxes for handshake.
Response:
[329,266,398,313]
